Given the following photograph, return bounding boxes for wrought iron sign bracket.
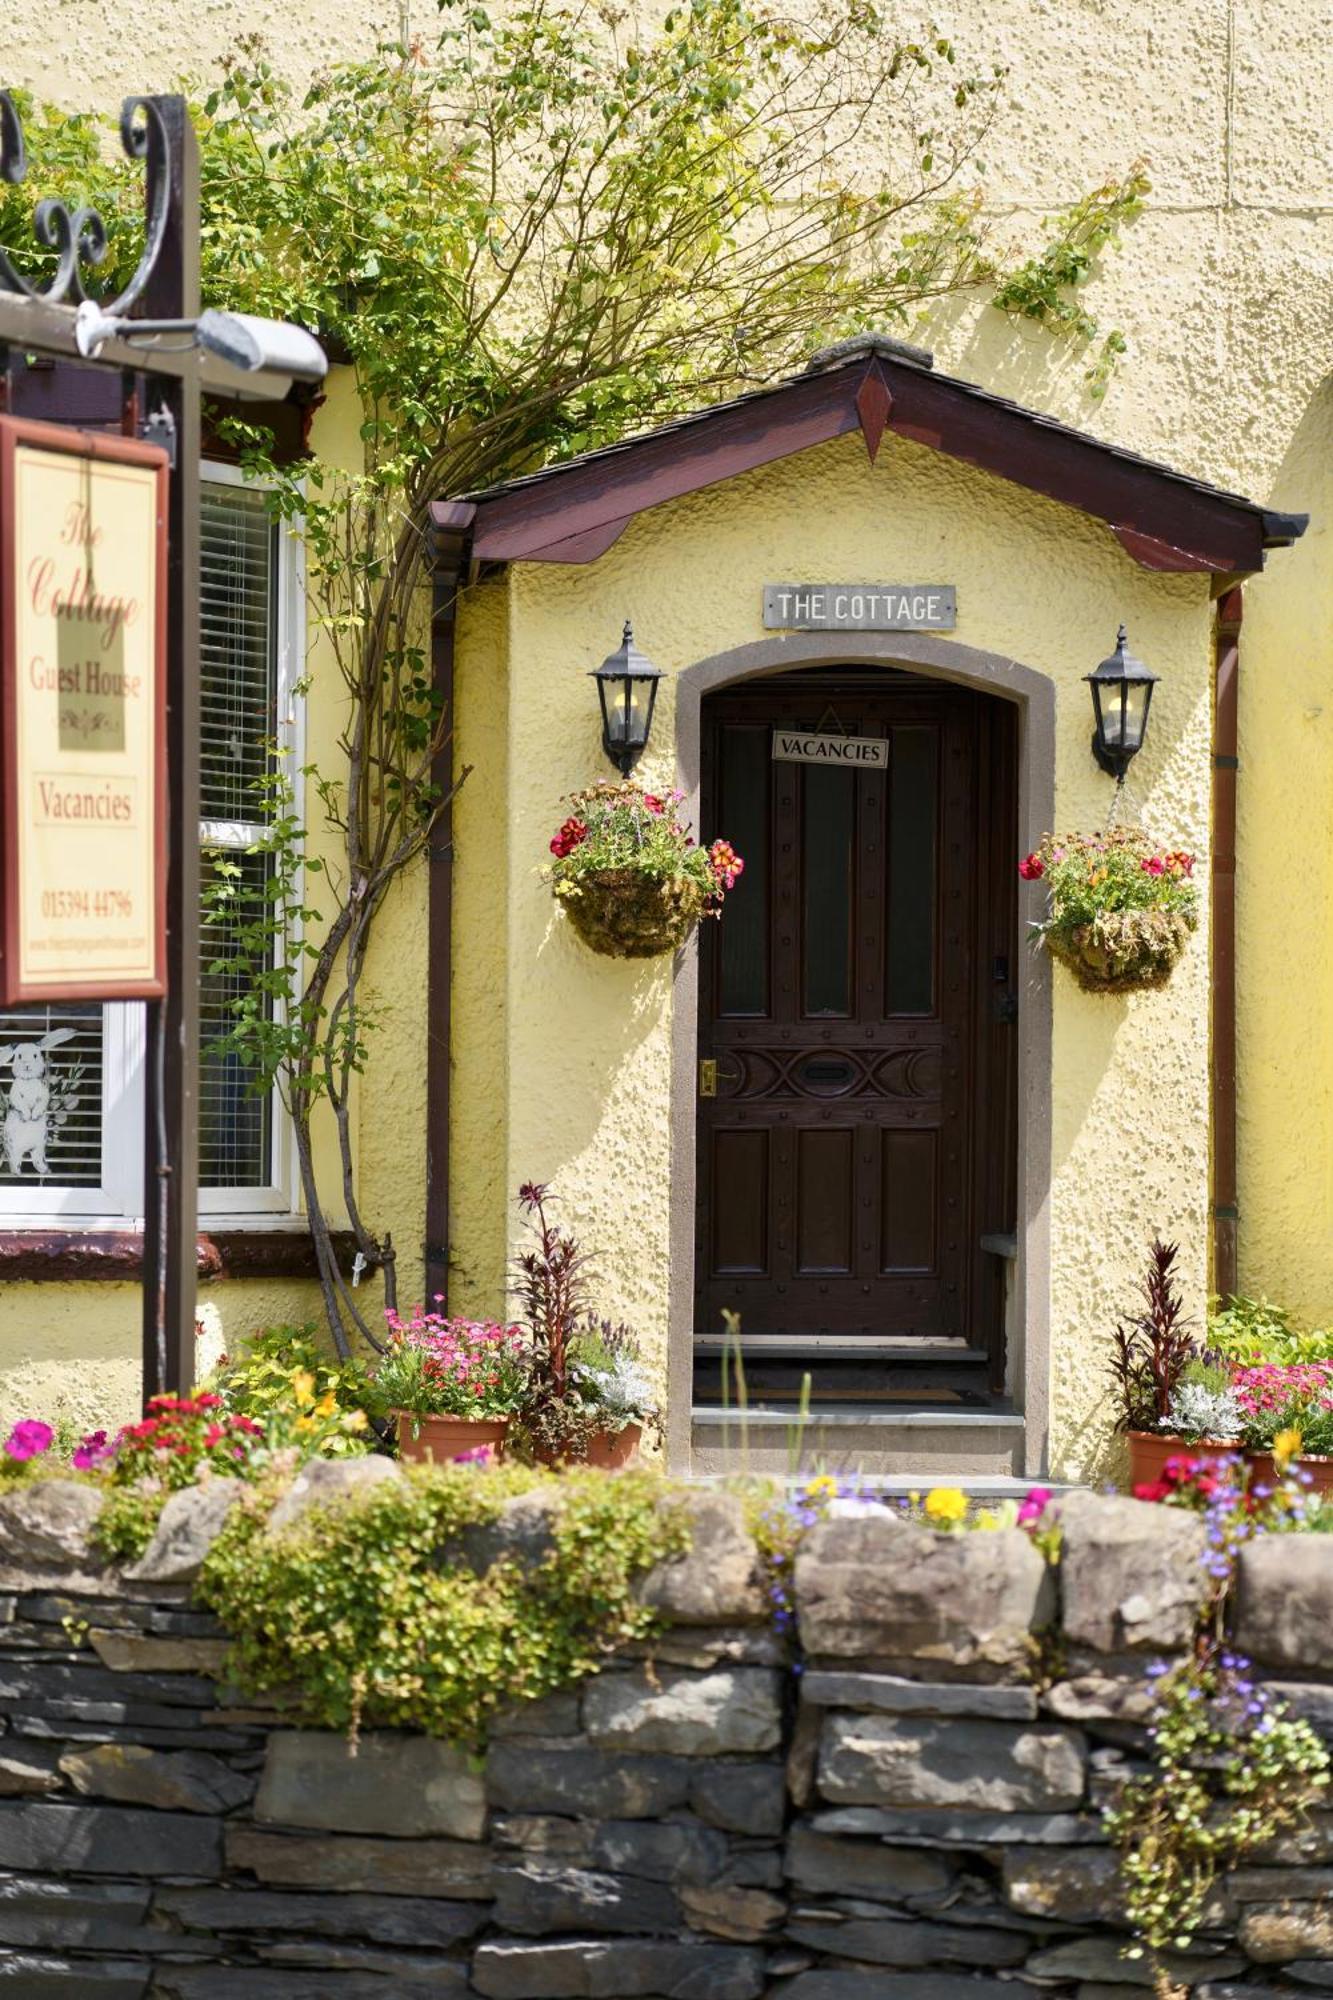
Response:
[0,89,172,313]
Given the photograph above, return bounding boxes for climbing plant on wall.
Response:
[2,7,1148,1359]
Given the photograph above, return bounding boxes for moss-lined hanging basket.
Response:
[1021,827,1198,997]
[1045,906,1197,994]
[548,781,744,962]
[558,867,710,959]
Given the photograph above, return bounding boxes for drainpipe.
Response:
[1212,585,1243,1302]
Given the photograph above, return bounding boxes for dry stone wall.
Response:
[0,1478,1331,1997]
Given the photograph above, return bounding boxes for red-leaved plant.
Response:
[1109,1239,1197,1433]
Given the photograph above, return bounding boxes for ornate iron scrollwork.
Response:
[0,90,170,312]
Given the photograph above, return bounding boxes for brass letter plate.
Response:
[698,1059,717,1098]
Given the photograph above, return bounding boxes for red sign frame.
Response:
[0,414,168,1003]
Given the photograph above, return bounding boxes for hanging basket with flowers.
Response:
[1019,826,1198,994]
[548,780,743,960]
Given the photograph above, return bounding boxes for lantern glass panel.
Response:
[1121,678,1151,749]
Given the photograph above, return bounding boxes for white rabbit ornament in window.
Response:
[0,1028,79,1176]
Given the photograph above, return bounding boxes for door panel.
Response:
[796,1127,855,1272]
[709,1129,770,1275]
[696,671,1013,1351]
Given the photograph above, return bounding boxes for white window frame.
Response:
[0,462,305,1229]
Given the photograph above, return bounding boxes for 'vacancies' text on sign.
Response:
[763,584,956,631]
[1,419,168,1003]
[772,730,888,769]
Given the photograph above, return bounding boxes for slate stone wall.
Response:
[0,1474,1331,1997]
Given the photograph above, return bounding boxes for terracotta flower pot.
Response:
[583,1422,642,1470]
[394,1411,509,1465]
[1245,1449,1333,1497]
[1126,1430,1240,1488]
[532,1422,643,1470]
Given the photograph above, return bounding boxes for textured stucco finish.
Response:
[2,0,1330,1446]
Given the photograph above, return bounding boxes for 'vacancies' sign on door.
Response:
[0,417,168,1002]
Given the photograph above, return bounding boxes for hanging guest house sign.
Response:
[0,417,167,1003]
[763,583,956,631]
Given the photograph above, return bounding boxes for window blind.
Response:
[200,483,277,825]
[197,480,281,1192]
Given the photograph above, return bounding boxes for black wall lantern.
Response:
[1085,624,1159,781]
[592,621,664,777]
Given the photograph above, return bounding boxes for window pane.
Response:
[199,848,273,1189]
[802,764,855,1016]
[0,1004,104,1187]
[887,725,937,1014]
[717,725,769,1016]
[200,485,277,822]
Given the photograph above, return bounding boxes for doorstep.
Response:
[689,1404,1026,1479]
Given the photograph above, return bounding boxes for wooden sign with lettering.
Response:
[0,417,168,1002]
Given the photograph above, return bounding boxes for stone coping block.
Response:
[796,1512,1052,1672]
[817,1713,1086,1813]
[1059,1491,1208,1655]
[264,1455,403,1538]
[1235,1536,1333,1673]
[0,1480,105,1572]
[255,1729,486,1841]
[636,1492,766,1625]
[126,1481,244,1585]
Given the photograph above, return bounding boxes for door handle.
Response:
[699,1059,718,1098]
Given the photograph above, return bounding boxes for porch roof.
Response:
[431,334,1306,579]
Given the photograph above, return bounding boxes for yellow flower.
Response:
[1273,1427,1303,1472]
[314,1391,338,1419]
[289,1368,316,1408]
[294,1414,316,1435]
[924,1487,968,1525]
[803,1474,839,1503]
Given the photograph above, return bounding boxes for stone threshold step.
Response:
[691,1406,1022,1429]
[694,1335,989,1362]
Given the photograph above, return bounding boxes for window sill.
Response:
[0,1227,361,1284]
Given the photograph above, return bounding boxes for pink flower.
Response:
[1141,855,1165,876]
[72,1429,112,1471]
[452,1444,495,1466]
[1017,1485,1053,1526]
[4,1420,54,1463]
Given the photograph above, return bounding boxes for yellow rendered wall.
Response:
[449,429,1214,1482]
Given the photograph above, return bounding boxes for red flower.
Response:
[643,795,664,814]
[1166,851,1194,877]
[549,816,589,860]
[1018,853,1045,881]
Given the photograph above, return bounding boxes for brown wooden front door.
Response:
[695,670,1017,1370]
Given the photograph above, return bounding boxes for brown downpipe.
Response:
[1212,584,1243,1302]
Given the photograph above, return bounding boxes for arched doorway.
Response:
[690,663,1018,1413]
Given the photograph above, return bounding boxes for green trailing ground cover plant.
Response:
[197,1462,690,1746]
